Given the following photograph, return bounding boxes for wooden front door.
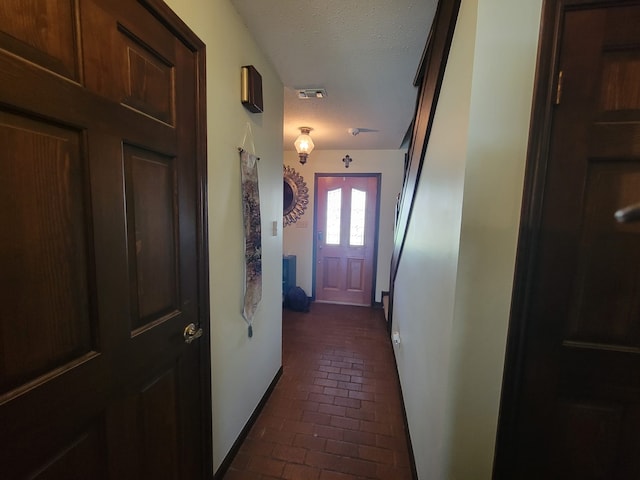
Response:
[0,1,210,479]
[314,174,379,306]
[497,2,640,478]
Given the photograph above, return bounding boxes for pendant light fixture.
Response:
[294,127,314,164]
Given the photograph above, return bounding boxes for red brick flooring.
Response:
[223,302,413,480]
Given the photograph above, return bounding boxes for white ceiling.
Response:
[230,0,438,151]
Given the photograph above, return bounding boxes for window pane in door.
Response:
[350,188,366,246]
[326,188,341,245]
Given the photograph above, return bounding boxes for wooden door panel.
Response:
[124,144,179,329]
[600,5,640,50]
[0,110,95,396]
[30,419,108,480]
[121,32,175,125]
[0,0,80,80]
[80,0,177,124]
[3,406,108,480]
[321,257,341,290]
[590,124,640,157]
[135,369,180,480]
[105,347,203,480]
[109,368,180,480]
[0,1,209,478]
[599,50,640,115]
[346,258,365,291]
[503,3,640,478]
[547,400,640,478]
[567,161,640,346]
[548,401,624,479]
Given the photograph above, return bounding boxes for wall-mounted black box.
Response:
[241,65,263,113]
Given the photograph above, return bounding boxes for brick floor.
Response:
[223,303,413,480]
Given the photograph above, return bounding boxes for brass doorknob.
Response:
[183,323,203,344]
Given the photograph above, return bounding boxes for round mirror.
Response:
[283,166,308,226]
[284,179,296,216]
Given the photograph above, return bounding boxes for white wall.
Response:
[447,0,542,477]
[392,1,476,476]
[391,0,543,478]
[163,0,284,472]
[283,150,405,303]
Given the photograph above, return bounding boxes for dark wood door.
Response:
[0,1,209,478]
[502,2,640,478]
[315,175,379,306]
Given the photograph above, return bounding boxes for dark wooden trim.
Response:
[494,1,640,476]
[193,29,212,480]
[388,0,461,330]
[139,2,212,478]
[385,327,418,480]
[311,173,382,306]
[195,52,213,480]
[373,290,390,309]
[139,0,206,51]
[213,367,284,480]
[493,0,559,479]
[491,2,557,472]
[373,291,389,309]
[413,26,434,87]
[372,174,382,303]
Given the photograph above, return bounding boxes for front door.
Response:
[499,2,640,478]
[0,1,210,478]
[314,174,379,306]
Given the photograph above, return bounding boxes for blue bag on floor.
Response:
[285,286,310,312]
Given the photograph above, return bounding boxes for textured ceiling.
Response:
[230,0,437,151]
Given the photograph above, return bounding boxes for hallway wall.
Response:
[283,150,405,303]
[163,0,284,472]
[391,0,543,478]
[392,1,476,476]
[447,0,542,476]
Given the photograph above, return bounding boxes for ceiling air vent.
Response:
[297,88,328,99]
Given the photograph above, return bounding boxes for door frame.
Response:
[492,0,634,476]
[140,1,212,477]
[312,173,381,305]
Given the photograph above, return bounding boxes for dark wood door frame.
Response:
[312,173,381,305]
[493,0,639,476]
[493,1,558,472]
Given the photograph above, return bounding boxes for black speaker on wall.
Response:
[241,65,263,113]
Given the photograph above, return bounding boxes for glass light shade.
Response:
[294,127,314,164]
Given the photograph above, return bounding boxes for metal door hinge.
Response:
[555,70,563,105]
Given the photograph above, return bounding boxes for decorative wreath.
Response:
[283,165,309,227]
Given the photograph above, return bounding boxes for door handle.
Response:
[183,323,203,344]
[614,202,640,223]
[318,231,323,249]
